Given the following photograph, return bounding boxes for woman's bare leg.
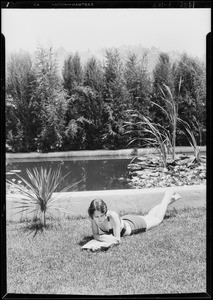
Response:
[142,190,181,230]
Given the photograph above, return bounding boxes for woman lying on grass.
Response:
[86,190,181,251]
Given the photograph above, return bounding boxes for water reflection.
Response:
[6,158,132,191]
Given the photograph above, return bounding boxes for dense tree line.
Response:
[6,46,206,152]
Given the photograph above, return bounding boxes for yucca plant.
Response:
[7,166,83,227]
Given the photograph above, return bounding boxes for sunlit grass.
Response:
[7,207,206,295]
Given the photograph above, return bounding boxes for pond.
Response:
[6,157,134,192]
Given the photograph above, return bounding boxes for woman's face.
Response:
[93,210,106,225]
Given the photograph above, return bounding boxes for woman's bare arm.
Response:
[90,217,120,244]
[91,219,103,241]
[109,211,121,243]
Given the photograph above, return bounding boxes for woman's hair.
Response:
[88,198,107,218]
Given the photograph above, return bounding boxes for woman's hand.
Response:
[91,245,101,252]
[98,234,120,244]
[90,238,118,252]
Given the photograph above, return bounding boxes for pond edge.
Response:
[6,146,206,160]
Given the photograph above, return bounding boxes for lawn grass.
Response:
[6,207,206,295]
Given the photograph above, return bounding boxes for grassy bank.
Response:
[7,207,206,295]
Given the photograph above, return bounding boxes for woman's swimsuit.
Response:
[98,215,128,237]
[122,215,147,235]
[98,214,147,236]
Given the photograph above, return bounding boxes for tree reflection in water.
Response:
[6,158,133,192]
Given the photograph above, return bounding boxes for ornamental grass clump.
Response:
[7,166,82,227]
[151,82,202,163]
[139,115,172,168]
[124,112,171,168]
[150,82,180,161]
[178,119,202,162]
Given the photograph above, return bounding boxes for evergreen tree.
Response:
[63,86,104,150]
[83,56,104,92]
[124,51,152,147]
[62,52,83,96]
[31,46,67,152]
[151,52,177,127]
[125,52,151,108]
[6,51,36,151]
[152,52,175,92]
[174,53,206,145]
[102,48,130,149]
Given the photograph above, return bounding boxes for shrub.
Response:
[7,167,82,227]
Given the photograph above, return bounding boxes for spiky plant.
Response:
[149,77,182,161]
[124,112,172,168]
[7,166,83,227]
[178,119,202,162]
[159,84,178,160]
[140,116,172,167]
